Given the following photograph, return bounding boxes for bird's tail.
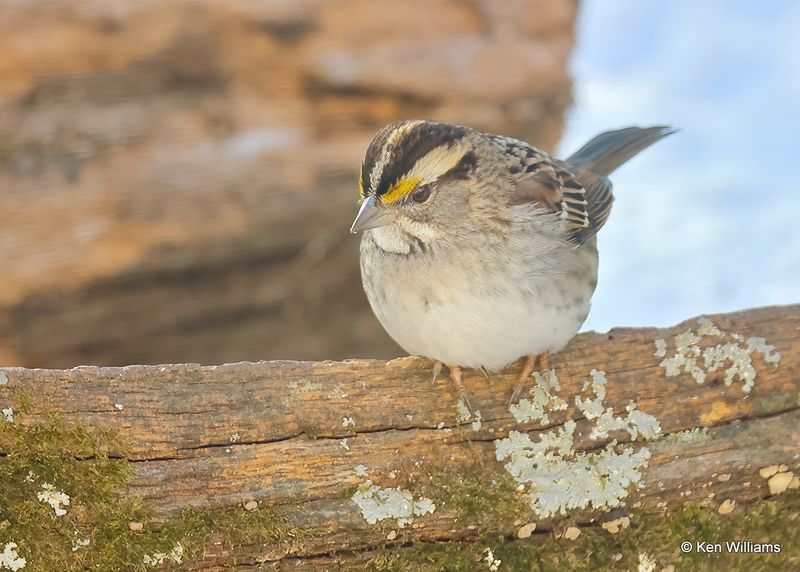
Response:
[567,126,676,177]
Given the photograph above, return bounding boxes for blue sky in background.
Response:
[558,0,800,332]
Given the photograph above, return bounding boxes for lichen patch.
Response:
[352,480,436,528]
[482,547,501,570]
[471,409,483,431]
[656,318,781,393]
[637,552,657,572]
[508,369,567,425]
[655,427,711,448]
[496,368,661,518]
[36,483,70,517]
[456,400,472,424]
[575,370,662,441]
[495,424,651,518]
[142,543,184,567]
[1,542,26,571]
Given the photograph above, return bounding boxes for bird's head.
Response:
[350,120,483,251]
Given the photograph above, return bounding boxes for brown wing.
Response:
[497,126,674,246]
[491,135,593,245]
[511,162,593,245]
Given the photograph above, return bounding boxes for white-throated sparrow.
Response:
[350,120,673,410]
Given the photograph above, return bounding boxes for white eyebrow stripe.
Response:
[369,120,425,191]
[405,139,471,184]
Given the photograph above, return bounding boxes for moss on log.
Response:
[1,305,798,570]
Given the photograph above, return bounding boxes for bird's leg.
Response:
[449,364,473,415]
[509,352,551,405]
[509,354,537,405]
[431,360,443,385]
[539,352,549,373]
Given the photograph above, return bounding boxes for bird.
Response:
[350,119,673,411]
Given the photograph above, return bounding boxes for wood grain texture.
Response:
[0,0,577,369]
[1,304,798,569]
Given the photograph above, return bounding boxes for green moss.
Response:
[413,467,531,529]
[3,391,797,571]
[0,393,309,571]
[363,490,800,571]
[364,542,478,572]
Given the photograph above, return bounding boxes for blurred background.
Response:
[0,0,796,369]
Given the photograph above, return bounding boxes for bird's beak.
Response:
[350,194,392,234]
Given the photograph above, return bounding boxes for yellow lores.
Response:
[381,176,422,204]
[377,139,472,204]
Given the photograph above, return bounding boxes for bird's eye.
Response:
[411,185,431,203]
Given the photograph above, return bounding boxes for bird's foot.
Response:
[449,364,474,416]
[508,353,549,405]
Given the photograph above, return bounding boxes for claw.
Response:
[507,353,547,406]
[458,388,474,416]
[508,383,526,406]
[431,361,443,385]
[449,364,475,416]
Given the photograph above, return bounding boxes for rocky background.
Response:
[0,0,577,368]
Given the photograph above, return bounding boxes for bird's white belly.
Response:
[367,266,592,371]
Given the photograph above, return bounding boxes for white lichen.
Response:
[456,400,472,424]
[575,369,607,420]
[228,433,240,443]
[589,408,633,440]
[483,547,501,570]
[36,483,70,517]
[746,337,781,365]
[354,464,369,477]
[625,405,662,440]
[637,552,657,572]
[499,367,661,519]
[494,423,651,518]
[657,318,781,394]
[352,480,435,528]
[71,538,90,552]
[654,427,711,448]
[575,370,661,441]
[674,329,701,352]
[114,403,124,411]
[509,370,567,425]
[340,438,350,451]
[2,407,12,423]
[697,317,723,337]
[471,409,483,431]
[342,417,355,427]
[0,542,26,571]
[143,543,184,567]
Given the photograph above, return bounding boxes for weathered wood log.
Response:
[1,305,798,570]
